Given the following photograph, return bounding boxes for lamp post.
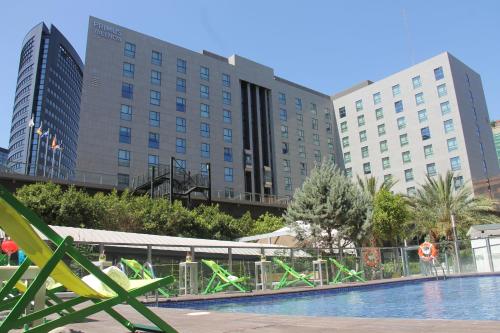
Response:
[451,213,462,273]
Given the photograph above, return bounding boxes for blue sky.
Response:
[1,0,499,148]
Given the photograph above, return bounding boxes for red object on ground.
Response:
[1,240,19,255]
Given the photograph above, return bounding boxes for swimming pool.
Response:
[161,276,500,320]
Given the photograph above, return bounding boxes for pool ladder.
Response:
[431,262,446,280]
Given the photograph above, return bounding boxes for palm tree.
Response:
[356,175,397,198]
[410,171,498,242]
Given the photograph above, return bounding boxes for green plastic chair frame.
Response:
[273,258,314,289]
[120,258,170,297]
[0,186,178,333]
[201,259,248,294]
[329,258,366,283]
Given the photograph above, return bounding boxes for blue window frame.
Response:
[148,154,159,167]
[124,42,136,58]
[121,82,133,99]
[200,122,210,138]
[223,110,232,124]
[176,138,186,154]
[117,173,130,187]
[224,128,232,143]
[437,83,447,97]
[200,103,210,118]
[421,127,431,140]
[412,75,422,89]
[201,143,210,158]
[176,77,186,93]
[339,106,346,118]
[415,92,425,105]
[118,149,130,167]
[200,84,209,99]
[177,58,186,73]
[447,137,458,151]
[149,111,159,127]
[444,119,454,133]
[224,167,233,182]
[392,84,400,97]
[418,109,427,123]
[151,70,161,85]
[278,92,286,105]
[200,163,209,176]
[395,100,403,113]
[150,90,160,106]
[123,62,134,78]
[426,163,437,176]
[200,66,209,81]
[450,156,461,171]
[295,97,302,111]
[151,50,162,66]
[434,66,444,80]
[222,73,230,87]
[373,92,381,105]
[119,126,131,144]
[176,117,186,133]
[148,132,159,149]
[224,147,233,162]
[441,101,451,115]
[223,91,231,105]
[176,97,186,112]
[120,105,132,121]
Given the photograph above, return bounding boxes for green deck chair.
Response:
[0,185,178,333]
[121,258,170,297]
[329,258,366,283]
[201,259,248,294]
[273,258,314,289]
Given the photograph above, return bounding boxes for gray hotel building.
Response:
[77,17,342,200]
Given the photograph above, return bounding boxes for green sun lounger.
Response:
[329,258,366,283]
[273,258,314,289]
[0,185,178,333]
[201,259,248,294]
[121,258,170,297]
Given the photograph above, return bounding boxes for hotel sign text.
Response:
[93,20,122,42]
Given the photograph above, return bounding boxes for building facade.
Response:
[332,52,499,195]
[7,23,83,176]
[0,147,8,167]
[491,120,500,166]
[77,17,343,199]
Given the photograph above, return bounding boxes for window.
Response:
[407,187,416,196]
[200,66,209,81]
[397,116,406,130]
[447,137,458,152]
[278,92,286,105]
[418,109,428,123]
[151,70,161,85]
[340,121,348,133]
[375,108,384,120]
[313,133,320,146]
[342,136,349,148]
[296,113,303,127]
[223,91,231,105]
[392,84,400,97]
[282,142,289,154]
[224,147,233,162]
[427,163,437,176]
[440,101,451,115]
[450,156,461,171]
[327,137,334,152]
[200,163,209,177]
[378,124,386,136]
[359,130,367,142]
[151,50,162,65]
[297,129,304,141]
[363,162,371,175]
[150,90,161,106]
[404,169,414,182]
[117,174,130,187]
[200,123,210,138]
[382,157,390,170]
[177,58,186,73]
[298,144,306,158]
[222,73,230,87]
[299,162,307,176]
[400,133,409,146]
[434,66,444,80]
[174,159,185,172]
[295,98,302,111]
[380,140,388,153]
[437,83,447,97]
[118,149,130,167]
[223,128,232,143]
[326,122,332,134]
[424,144,433,158]
[149,132,159,149]
[444,119,454,133]
[281,125,288,138]
[200,84,209,99]
[176,138,186,154]
[148,154,159,167]
[453,176,464,190]
[373,92,381,105]
[201,143,210,158]
[384,174,393,183]
[176,117,186,132]
[282,159,291,173]
[224,187,234,198]
[395,100,404,113]
[120,105,132,121]
[119,127,131,144]
[357,115,365,127]
[224,167,233,182]
[312,118,319,130]
[284,177,292,191]
[310,103,317,115]
[355,99,363,112]
[124,42,136,58]
[339,106,346,118]
[402,151,411,163]
[412,75,422,89]
[121,82,133,99]
[280,108,287,122]
[200,103,210,118]
[223,110,232,123]
[361,146,369,158]
[415,92,425,105]
[176,97,186,112]
[314,150,322,163]
[421,127,431,140]
[345,168,353,178]
[123,62,134,78]
[344,152,351,163]
[176,77,186,93]
[149,111,159,127]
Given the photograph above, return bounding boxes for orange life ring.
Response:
[363,247,381,267]
[418,242,438,261]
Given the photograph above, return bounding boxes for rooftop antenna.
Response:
[402,8,415,65]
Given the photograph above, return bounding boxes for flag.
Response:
[28,117,34,128]
[51,135,57,150]
[40,130,49,138]
[36,126,43,136]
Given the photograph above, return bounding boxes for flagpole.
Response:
[43,129,50,177]
[35,121,42,176]
[57,144,63,178]
[50,145,55,178]
[26,116,34,175]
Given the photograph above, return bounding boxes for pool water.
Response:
[162,276,500,320]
